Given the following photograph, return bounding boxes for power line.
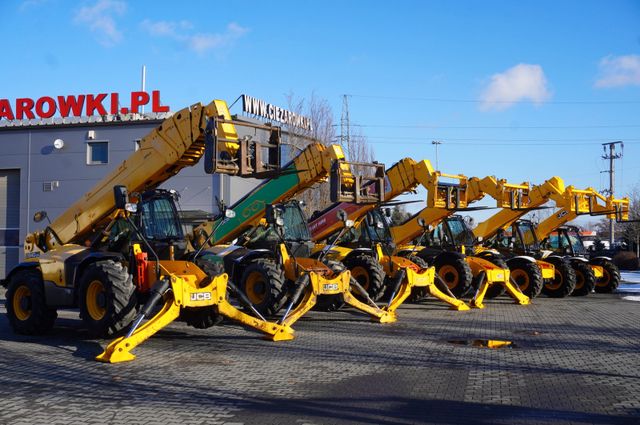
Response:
[346,93,640,105]
[341,123,640,129]
[362,139,640,146]
[364,136,640,142]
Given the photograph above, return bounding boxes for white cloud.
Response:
[140,20,248,55]
[19,0,49,11]
[479,64,552,111]
[595,54,640,88]
[140,19,192,38]
[74,0,127,47]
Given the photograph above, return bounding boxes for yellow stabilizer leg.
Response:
[97,273,295,363]
[504,278,530,305]
[275,270,396,336]
[343,291,397,323]
[426,276,470,311]
[385,264,469,312]
[96,296,181,363]
[272,284,318,338]
[469,271,490,309]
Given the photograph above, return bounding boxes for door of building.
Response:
[0,169,20,280]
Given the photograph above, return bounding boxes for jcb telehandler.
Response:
[535,187,629,293]
[190,143,398,332]
[307,158,469,311]
[3,99,297,362]
[384,163,530,309]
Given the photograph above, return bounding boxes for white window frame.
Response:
[86,140,109,165]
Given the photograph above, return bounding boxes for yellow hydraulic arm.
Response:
[192,142,381,246]
[471,177,565,240]
[536,187,630,241]
[27,99,278,253]
[389,165,470,246]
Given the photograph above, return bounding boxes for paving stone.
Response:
[1,288,639,424]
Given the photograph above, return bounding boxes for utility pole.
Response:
[432,140,442,170]
[601,141,623,246]
[340,95,351,155]
[141,65,146,114]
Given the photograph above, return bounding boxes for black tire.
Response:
[79,260,137,337]
[571,260,596,296]
[592,259,621,293]
[480,255,508,299]
[239,259,287,316]
[508,258,543,298]
[542,257,576,298]
[433,252,473,298]
[402,255,430,302]
[181,259,225,329]
[343,254,386,302]
[5,269,57,335]
[314,260,346,312]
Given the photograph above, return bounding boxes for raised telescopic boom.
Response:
[306,158,469,311]
[535,187,629,240]
[192,142,384,247]
[471,177,566,240]
[26,99,283,254]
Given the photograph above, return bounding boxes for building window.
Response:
[87,141,109,165]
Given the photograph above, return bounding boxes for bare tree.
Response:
[282,92,376,217]
[619,184,640,255]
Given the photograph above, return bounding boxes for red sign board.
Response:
[0,91,170,121]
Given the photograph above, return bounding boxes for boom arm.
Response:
[389,165,470,246]
[536,187,630,240]
[30,101,229,251]
[471,176,565,240]
[308,157,430,242]
[193,143,384,246]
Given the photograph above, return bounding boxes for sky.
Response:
[1,0,639,226]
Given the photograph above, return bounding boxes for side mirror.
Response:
[114,185,129,210]
[337,209,348,223]
[33,210,48,223]
[266,204,285,227]
[384,208,392,218]
[417,217,427,228]
[225,209,236,219]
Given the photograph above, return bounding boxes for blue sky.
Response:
[1,0,639,224]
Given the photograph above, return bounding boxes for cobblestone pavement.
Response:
[1,288,639,425]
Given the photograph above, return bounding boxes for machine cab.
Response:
[101,189,187,261]
[546,226,586,257]
[424,215,476,253]
[334,207,395,255]
[241,200,314,257]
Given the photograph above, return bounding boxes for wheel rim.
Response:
[545,270,563,291]
[575,270,585,290]
[351,266,371,291]
[86,280,107,321]
[438,265,459,290]
[245,271,267,305]
[596,269,610,287]
[511,269,530,291]
[13,285,32,321]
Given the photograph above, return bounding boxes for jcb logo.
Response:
[242,200,266,218]
[190,292,212,301]
[557,210,568,219]
[323,283,339,291]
